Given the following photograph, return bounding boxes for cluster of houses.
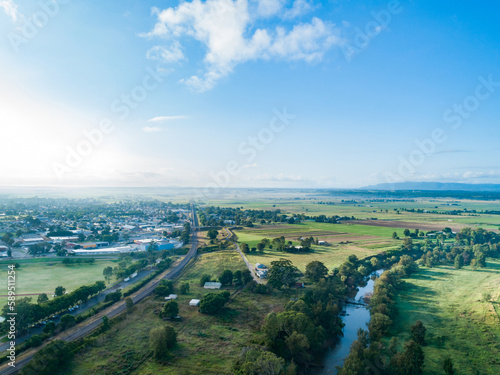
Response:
[0,202,191,257]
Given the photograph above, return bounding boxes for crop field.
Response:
[66,251,292,375]
[208,193,500,230]
[0,259,118,308]
[390,259,500,374]
[233,222,403,271]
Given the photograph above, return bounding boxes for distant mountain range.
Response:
[362,182,500,192]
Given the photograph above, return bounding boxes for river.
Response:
[314,269,384,374]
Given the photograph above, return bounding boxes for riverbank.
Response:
[314,270,384,374]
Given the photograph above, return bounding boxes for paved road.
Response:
[224,228,262,284]
[0,204,199,375]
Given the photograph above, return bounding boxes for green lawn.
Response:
[66,251,292,375]
[0,259,119,308]
[390,259,500,374]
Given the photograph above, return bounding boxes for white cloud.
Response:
[147,115,187,122]
[256,0,285,17]
[284,0,315,19]
[142,126,162,133]
[146,42,185,63]
[0,0,19,21]
[144,0,342,91]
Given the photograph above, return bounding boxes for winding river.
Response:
[314,269,384,374]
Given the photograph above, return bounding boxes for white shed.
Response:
[204,282,222,289]
[189,299,200,307]
[165,294,178,300]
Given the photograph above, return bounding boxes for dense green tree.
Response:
[162,300,179,318]
[179,282,190,294]
[305,261,328,282]
[241,269,253,285]
[207,229,219,240]
[60,314,76,330]
[233,347,284,375]
[233,270,243,285]
[267,258,300,289]
[54,286,66,297]
[20,340,73,375]
[37,293,49,304]
[391,340,425,375]
[199,291,230,314]
[155,280,174,296]
[103,266,113,283]
[199,274,211,287]
[241,243,250,254]
[411,320,426,345]
[219,269,234,286]
[150,325,177,360]
[454,254,463,269]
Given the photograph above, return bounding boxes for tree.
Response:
[242,269,252,285]
[162,300,179,318]
[219,269,233,286]
[305,261,328,282]
[54,286,66,297]
[21,340,73,375]
[155,280,174,296]
[233,270,243,285]
[391,340,425,375]
[207,229,219,240]
[233,347,285,375]
[392,231,398,239]
[60,314,76,330]
[454,254,463,269]
[403,237,413,251]
[199,291,230,314]
[103,266,113,283]
[241,243,250,254]
[199,274,211,287]
[37,293,49,304]
[150,325,177,360]
[267,259,300,289]
[257,242,265,252]
[404,229,411,237]
[125,297,134,312]
[179,282,190,294]
[443,357,454,375]
[411,320,426,345]
[43,321,56,334]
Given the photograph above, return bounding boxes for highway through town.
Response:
[0,204,199,375]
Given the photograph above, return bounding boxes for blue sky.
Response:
[1,0,499,188]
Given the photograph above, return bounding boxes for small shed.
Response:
[165,294,178,300]
[189,299,200,307]
[295,282,305,288]
[204,282,222,289]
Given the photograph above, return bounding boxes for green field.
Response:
[66,251,292,375]
[0,259,119,308]
[208,193,500,231]
[390,260,500,374]
[233,222,403,271]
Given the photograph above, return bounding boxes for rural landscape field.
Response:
[2,0,500,374]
